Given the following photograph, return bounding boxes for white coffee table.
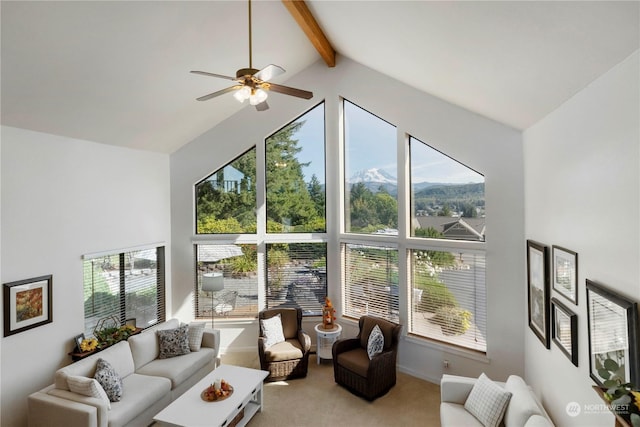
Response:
[154,364,269,427]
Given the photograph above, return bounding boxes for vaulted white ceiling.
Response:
[1,1,638,153]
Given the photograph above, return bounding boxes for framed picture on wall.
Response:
[527,240,550,348]
[552,245,578,305]
[586,279,639,387]
[551,298,578,366]
[3,275,53,337]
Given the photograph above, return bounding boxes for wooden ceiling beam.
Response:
[282,0,336,67]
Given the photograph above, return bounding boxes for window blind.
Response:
[343,243,399,323]
[265,242,327,316]
[83,247,165,337]
[409,249,486,353]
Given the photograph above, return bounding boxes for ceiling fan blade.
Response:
[196,85,242,101]
[253,64,285,82]
[255,101,269,112]
[190,70,237,81]
[266,83,313,100]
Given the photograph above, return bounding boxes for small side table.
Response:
[314,323,342,364]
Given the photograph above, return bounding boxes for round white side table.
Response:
[314,323,342,364]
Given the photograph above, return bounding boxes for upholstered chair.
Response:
[258,308,311,381]
[332,315,402,400]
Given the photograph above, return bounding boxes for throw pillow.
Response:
[157,324,191,359]
[464,373,513,427]
[260,314,285,349]
[93,358,123,402]
[67,375,111,410]
[367,324,384,360]
[187,322,206,352]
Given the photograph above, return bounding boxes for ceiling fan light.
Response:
[234,86,251,103]
[254,88,268,104]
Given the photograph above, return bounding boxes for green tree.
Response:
[438,203,452,217]
[266,121,321,231]
[307,174,326,220]
[196,148,257,233]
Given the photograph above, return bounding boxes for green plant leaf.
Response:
[599,369,612,380]
[604,358,620,372]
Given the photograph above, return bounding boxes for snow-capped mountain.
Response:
[348,168,397,184]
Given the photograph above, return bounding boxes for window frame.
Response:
[82,245,166,337]
[339,98,487,354]
[193,103,328,319]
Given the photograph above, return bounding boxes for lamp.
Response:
[202,272,224,328]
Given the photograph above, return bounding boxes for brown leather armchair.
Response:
[258,308,311,381]
[332,315,402,400]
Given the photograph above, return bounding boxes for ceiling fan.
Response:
[191,0,313,111]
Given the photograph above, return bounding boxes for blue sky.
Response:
[291,101,483,185]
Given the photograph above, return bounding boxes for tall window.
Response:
[343,100,397,234]
[195,148,257,234]
[408,136,487,352]
[83,246,165,337]
[341,99,487,354]
[194,103,327,318]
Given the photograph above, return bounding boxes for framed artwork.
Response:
[74,333,85,352]
[552,245,578,304]
[586,279,639,388]
[3,275,53,337]
[527,240,550,348]
[552,298,578,366]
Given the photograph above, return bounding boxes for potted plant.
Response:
[430,306,472,336]
[599,358,640,426]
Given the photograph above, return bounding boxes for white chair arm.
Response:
[440,374,477,404]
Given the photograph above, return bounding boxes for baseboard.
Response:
[397,364,440,385]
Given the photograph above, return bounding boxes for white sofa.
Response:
[28,319,220,427]
[440,374,555,427]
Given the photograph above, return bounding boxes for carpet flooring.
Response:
[222,352,442,427]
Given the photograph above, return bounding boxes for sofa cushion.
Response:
[336,347,370,378]
[94,358,123,402]
[367,324,384,360]
[187,322,206,351]
[464,373,512,427]
[55,341,135,391]
[261,314,285,348]
[264,338,304,362]
[128,318,180,369]
[66,375,111,409]
[504,375,547,427]
[135,347,215,389]
[157,325,191,359]
[107,373,171,427]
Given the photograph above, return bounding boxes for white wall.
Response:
[523,50,640,426]
[171,56,524,382]
[0,127,171,427]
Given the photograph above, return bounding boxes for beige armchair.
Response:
[258,308,311,381]
[332,315,402,400]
